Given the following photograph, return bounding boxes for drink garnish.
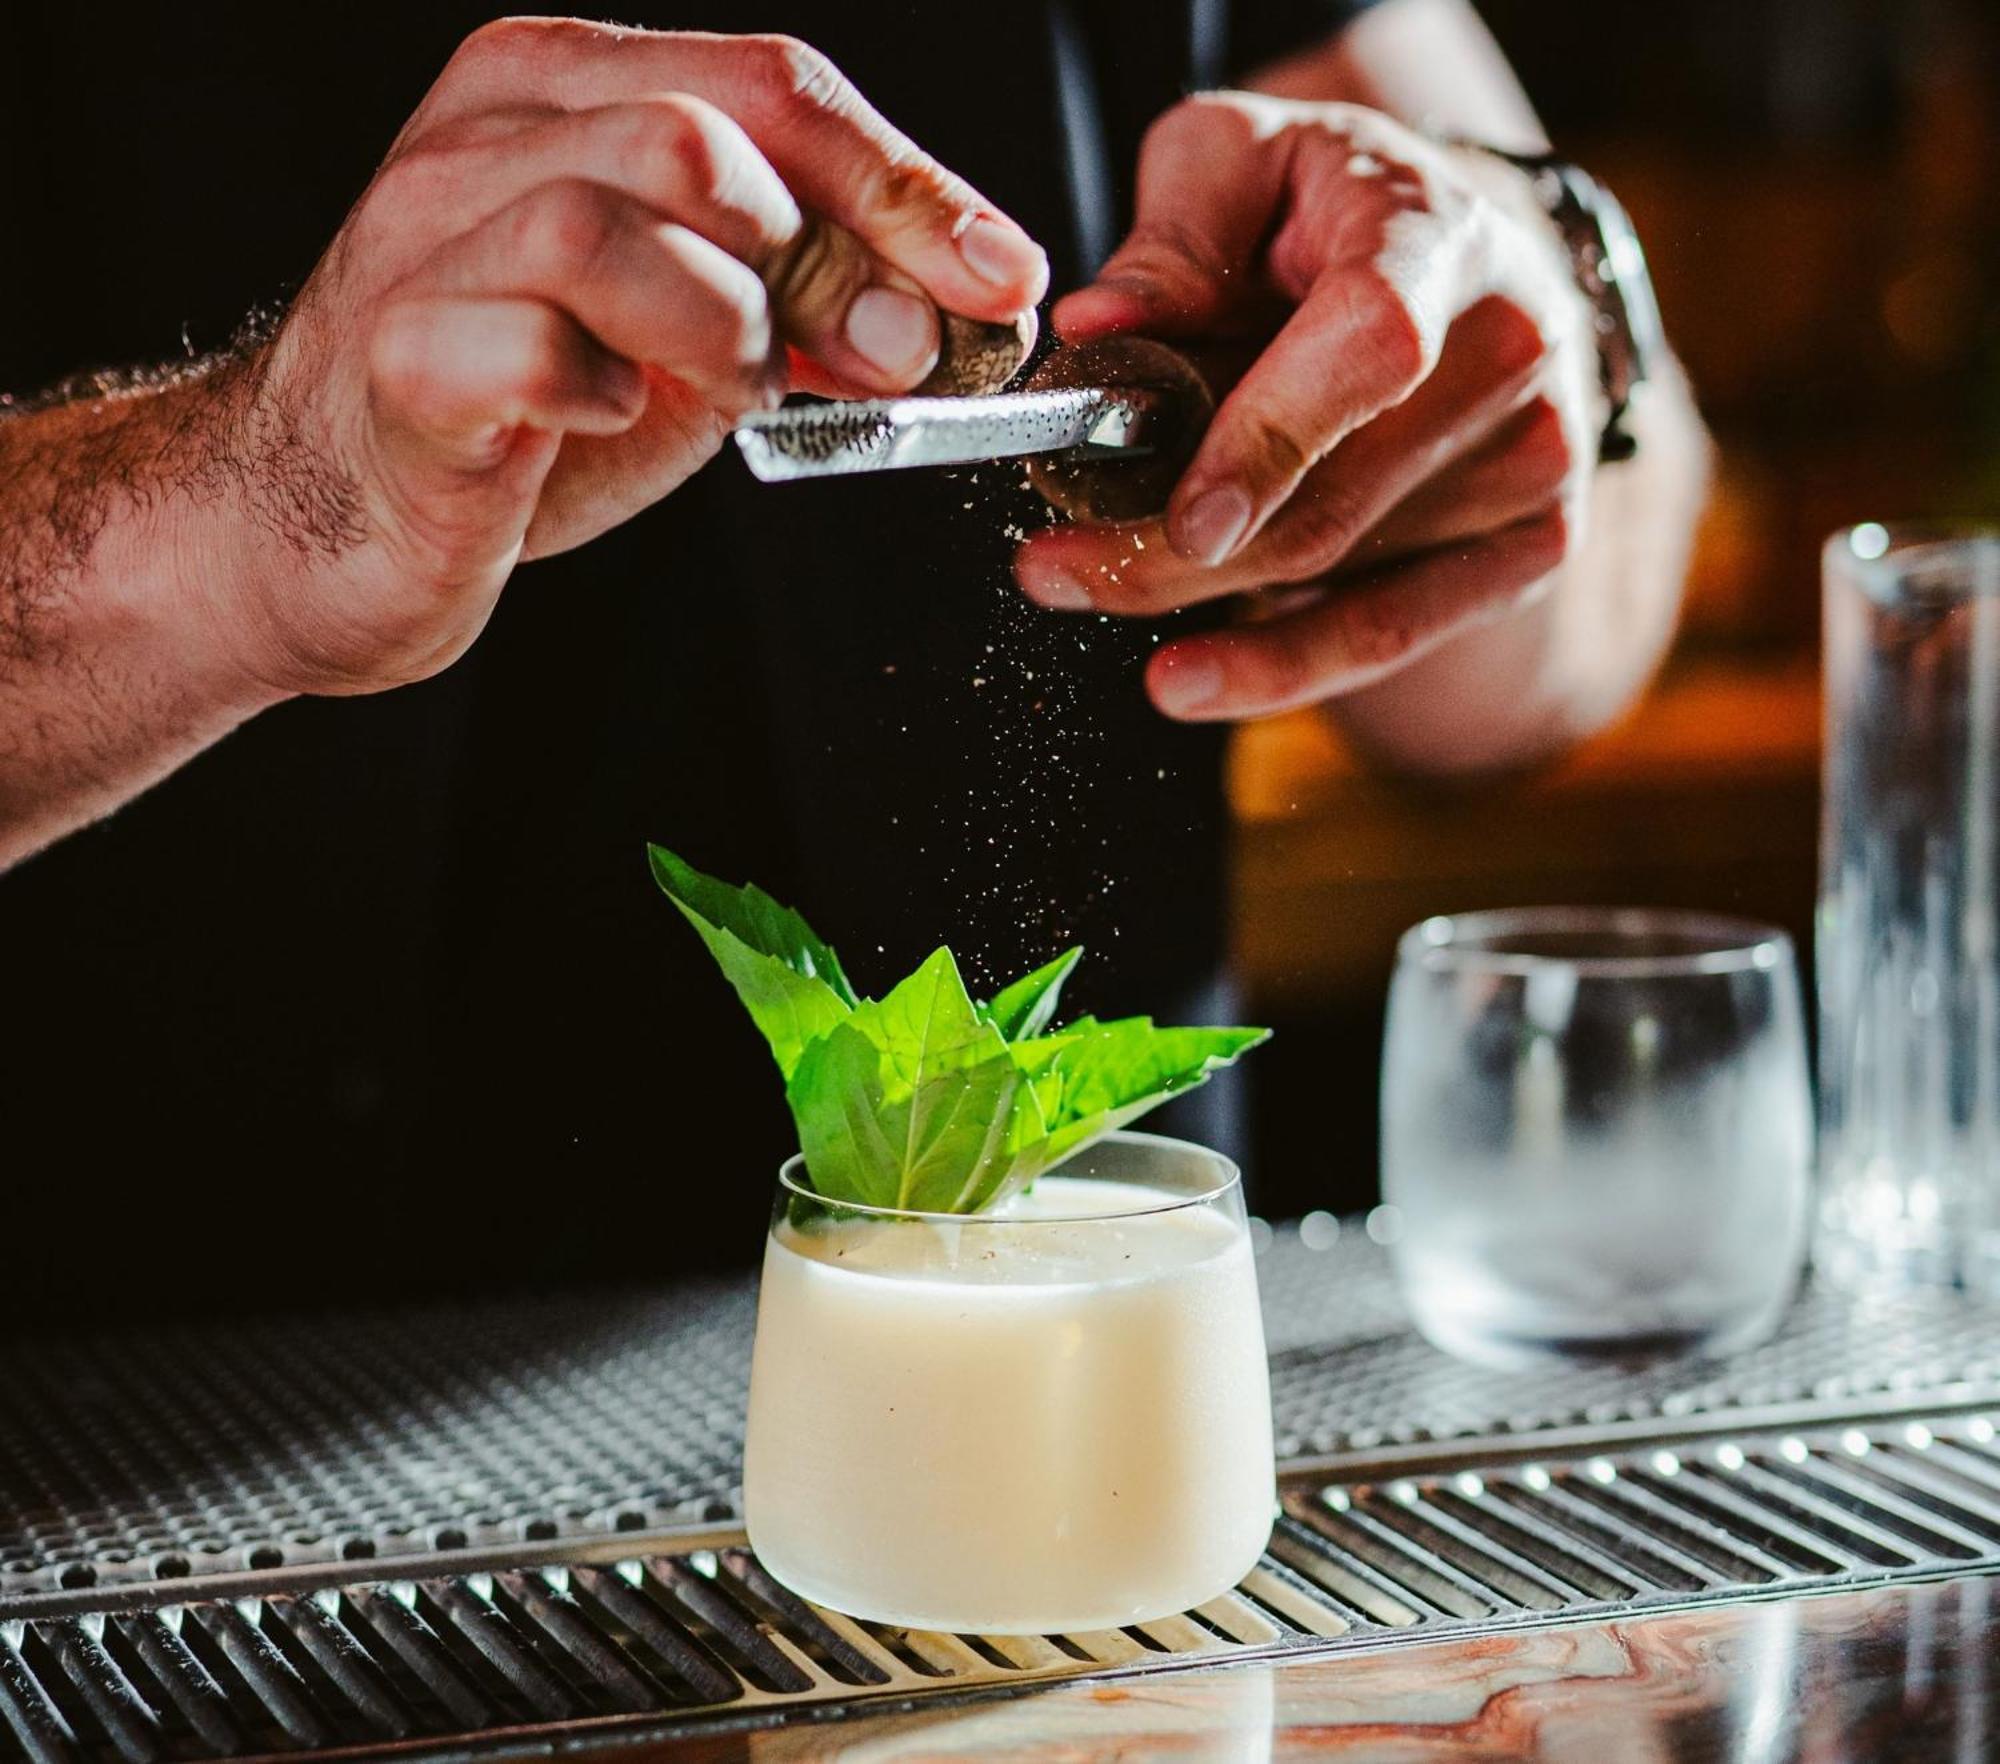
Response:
[650,847,1267,1215]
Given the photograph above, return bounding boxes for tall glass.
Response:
[1818,523,2000,1292]
[1382,908,1812,1369]
[741,1132,1275,1634]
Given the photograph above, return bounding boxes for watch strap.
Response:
[1453,144,1662,462]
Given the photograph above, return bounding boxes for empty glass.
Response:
[1382,908,1812,1369]
[1818,523,2000,1293]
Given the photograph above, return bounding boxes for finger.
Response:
[1052,94,1288,342]
[1353,397,1573,568]
[370,295,647,470]
[431,22,1047,318]
[387,101,559,157]
[782,345,867,399]
[1014,518,1176,612]
[1164,255,1459,568]
[524,367,731,558]
[387,94,803,269]
[1145,509,1568,721]
[392,96,939,390]
[413,179,780,413]
[762,216,940,389]
[1017,296,1547,616]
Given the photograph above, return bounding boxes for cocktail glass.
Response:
[742,1130,1275,1634]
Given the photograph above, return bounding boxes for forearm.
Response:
[0,361,288,870]
[1246,0,1546,146]
[1326,364,1708,776]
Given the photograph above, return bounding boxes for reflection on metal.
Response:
[8,1412,2000,1760]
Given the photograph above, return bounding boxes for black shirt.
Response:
[0,1,1369,1316]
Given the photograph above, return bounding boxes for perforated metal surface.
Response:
[8,1411,2000,1762]
[1256,1222,2000,1459]
[0,1285,752,1596]
[8,1226,2000,1597]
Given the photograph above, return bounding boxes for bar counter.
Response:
[656,1570,1997,1762]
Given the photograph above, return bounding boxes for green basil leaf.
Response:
[787,955,1029,1212]
[980,947,1083,1041]
[1011,1017,1270,1180]
[648,845,855,1077]
[784,1021,904,1210]
[851,947,991,1088]
[651,848,1269,1216]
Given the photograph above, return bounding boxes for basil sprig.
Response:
[651,847,1266,1214]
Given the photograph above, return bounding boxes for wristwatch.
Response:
[1455,146,1664,463]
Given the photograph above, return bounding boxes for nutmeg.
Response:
[1023,337,1213,522]
[915,310,1039,398]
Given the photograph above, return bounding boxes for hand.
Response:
[191,20,1046,696]
[1013,93,1598,722]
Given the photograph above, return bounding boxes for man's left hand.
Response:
[1014,93,1601,723]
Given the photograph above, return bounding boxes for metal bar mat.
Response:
[8,1226,2000,1596]
[7,1406,2000,1761]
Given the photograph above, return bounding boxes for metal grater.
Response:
[732,386,1171,481]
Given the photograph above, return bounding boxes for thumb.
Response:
[1053,93,1289,341]
[762,213,945,393]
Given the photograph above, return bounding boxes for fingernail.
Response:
[959,217,1048,294]
[1153,651,1225,718]
[844,286,936,380]
[1173,486,1253,566]
[1028,566,1092,611]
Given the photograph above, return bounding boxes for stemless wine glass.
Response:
[741,1131,1275,1635]
[1381,909,1812,1369]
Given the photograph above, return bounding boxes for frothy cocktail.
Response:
[742,1134,1274,1634]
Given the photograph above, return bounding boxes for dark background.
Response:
[0,0,1244,1319]
[1,0,1995,1304]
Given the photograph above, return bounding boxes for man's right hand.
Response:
[188,20,1047,696]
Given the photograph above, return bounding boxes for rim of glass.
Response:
[776,1129,1241,1224]
[1827,521,2000,603]
[1397,906,1792,978]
